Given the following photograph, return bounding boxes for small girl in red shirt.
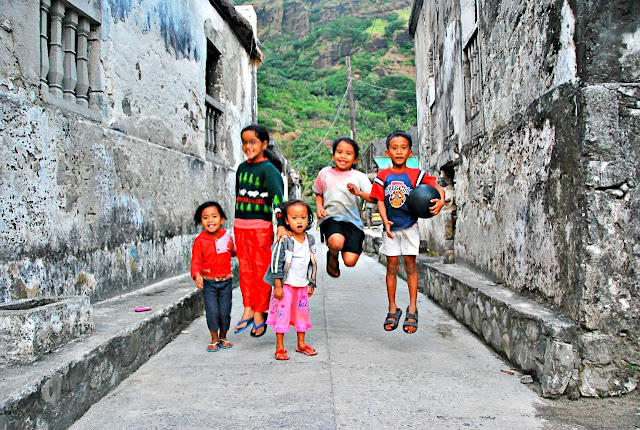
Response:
[191,201,236,352]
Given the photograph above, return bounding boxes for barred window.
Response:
[463,29,481,119]
[205,41,223,154]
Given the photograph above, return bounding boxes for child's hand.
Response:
[194,274,204,290]
[308,285,315,297]
[273,284,284,300]
[384,220,394,239]
[346,183,360,196]
[430,197,445,215]
[316,206,327,219]
[276,225,291,241]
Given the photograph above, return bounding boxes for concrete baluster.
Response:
[40,0,51,93]
[47,0,64,97]
[62,9,78,103]
[76,17,90,107]
[88,28,104,111]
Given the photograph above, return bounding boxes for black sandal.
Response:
[383,308,402,331]
[326,250,340,278]
[403,307,418,334]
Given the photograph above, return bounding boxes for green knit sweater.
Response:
[235,159,285,226]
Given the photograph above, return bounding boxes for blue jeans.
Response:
[202,278,232,333]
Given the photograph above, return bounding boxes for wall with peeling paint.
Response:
[0,0,257,302]
[411,0,639,396]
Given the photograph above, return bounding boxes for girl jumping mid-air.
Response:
[191,201,236,352]
[264,200,318,361]
[313,137,374,278]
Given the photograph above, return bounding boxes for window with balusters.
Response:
[39,0,101,114]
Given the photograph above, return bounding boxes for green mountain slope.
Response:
[235,0,417,196]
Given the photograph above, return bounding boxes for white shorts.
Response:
[379,224,420,256]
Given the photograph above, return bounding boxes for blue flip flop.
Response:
[206,342,220,352]
[250,321,267,338]
[234,318,253,333]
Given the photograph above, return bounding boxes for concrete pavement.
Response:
[71,234,549,429]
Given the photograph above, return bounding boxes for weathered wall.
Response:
[0,0,257,302]
[411,0,640,396]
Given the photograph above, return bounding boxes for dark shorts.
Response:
[319,218,365,255]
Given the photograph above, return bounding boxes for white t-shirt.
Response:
[312,166,372,230]
[284,237,310,287]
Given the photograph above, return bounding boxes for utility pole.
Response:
[346,56,356,141]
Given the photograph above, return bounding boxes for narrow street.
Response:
[71,233,549,429]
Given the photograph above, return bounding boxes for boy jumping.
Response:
[370,132,445,334]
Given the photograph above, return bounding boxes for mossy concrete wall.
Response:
[410,0,639,396]
[0,0,257,302]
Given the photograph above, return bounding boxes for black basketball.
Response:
[406,184,440,219]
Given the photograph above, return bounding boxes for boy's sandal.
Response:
[326,250,340,278]
[295,345,318,356]
[275,349,289,360]
[403,307,419,334]
[206,342,220,352]
[384,308,402,331]
[219,339,233,349]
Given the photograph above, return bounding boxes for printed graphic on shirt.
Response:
[215,232,233,254]
[236,172,282,213]
[386,180,411,209]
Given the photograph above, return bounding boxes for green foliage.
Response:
[251,2,416,199]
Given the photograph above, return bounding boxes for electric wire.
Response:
[290,80,351,167]
[351,77,415,93]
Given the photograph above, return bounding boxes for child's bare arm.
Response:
[315,194,327,219]
[429,184,446,215]
[273,278,284,300]
[347,183,375,203]
[193,274,203,290]
[376,199,394,238]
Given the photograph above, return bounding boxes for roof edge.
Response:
[408,0,424,37]
[208,0,263,63]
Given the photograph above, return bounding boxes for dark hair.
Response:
[385,131,413,149]
[279,200,314,232]
[241,124,270,143]
[193,201,227,226]
[240,124,284,173]
[330,137,360,169]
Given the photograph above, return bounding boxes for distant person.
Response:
[264,200,318,360]
[234,124,288,338]
[313,137,374,278]
[370,132,445,334]
[190,201,236,352]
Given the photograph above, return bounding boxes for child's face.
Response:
[201,206,224,236]
[241,130,268,163]
[285,203,309,234]
[332,141,358,171]
[385,136,413,169]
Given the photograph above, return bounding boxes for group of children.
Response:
[190,125,445,359]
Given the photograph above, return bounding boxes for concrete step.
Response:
[363,229,581,398]
[0,274,202,430]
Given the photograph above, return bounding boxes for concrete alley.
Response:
[71,237,554,429]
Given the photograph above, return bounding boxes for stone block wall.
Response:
[409,0,639,396]
[0,0,257,303]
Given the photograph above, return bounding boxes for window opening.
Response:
[205,41,223,154]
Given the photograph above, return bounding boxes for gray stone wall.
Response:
[0,0,257,302]
[410,0,640,396]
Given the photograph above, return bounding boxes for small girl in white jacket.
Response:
[264,200,318,361]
